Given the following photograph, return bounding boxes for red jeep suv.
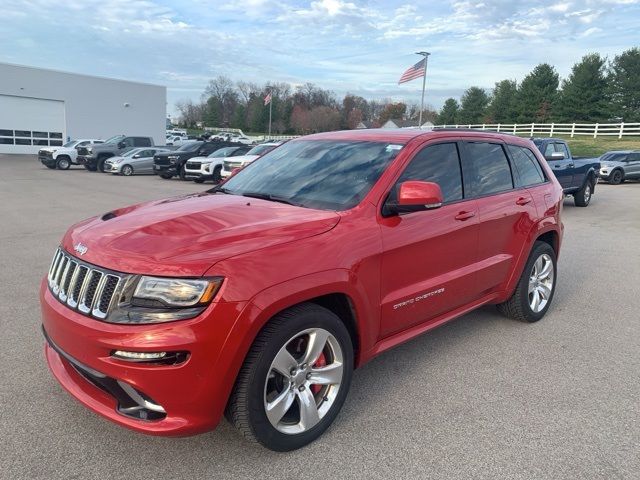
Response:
[41,129,563,451]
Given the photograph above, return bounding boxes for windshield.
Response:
[208,147,238,158]
[122,149,141,157]
[103,135,125,144]
[62,140,77,148]
[600,153,625,162]
[219,140,403,211]
[176,141,202,152]
[247,144,277,156]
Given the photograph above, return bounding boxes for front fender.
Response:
[211,269,379,415]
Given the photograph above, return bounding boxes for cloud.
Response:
[1,0,639,115]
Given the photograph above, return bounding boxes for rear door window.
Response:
[134,137,152,147]
[507,145,546,187]
[394,143,463,203]
[461,142,514,197]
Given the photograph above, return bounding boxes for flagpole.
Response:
[417,52,430,128]
[268,90,272,138]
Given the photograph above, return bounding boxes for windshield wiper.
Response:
[208,185,233,194]
[241,191,303,207]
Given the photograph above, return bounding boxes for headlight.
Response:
[107,276,224,324]
[133,276,223,307]
[86,147,93,153]
[114,157,123,163]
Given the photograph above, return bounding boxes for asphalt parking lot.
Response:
[1,154,638,479]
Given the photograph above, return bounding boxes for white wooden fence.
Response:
[435,122,640,139]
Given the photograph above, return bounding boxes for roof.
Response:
[300,128,535,145]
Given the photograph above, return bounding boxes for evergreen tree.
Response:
[458,87,490,124]
[487,79,518,123]
[437,98,460,124]
[556,53,609,122]
[516,64,559,122]
[608,47,640,122]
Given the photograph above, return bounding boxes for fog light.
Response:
[111,350,189,365]
[113,351,167,361]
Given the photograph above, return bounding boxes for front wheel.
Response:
[497,241,557,322]
[226,303,353,451]
[574,179,593,207]
[121,165,134,176]
[608,169,624,185]
[56,156,71,170]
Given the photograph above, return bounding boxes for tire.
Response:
[121,165,134,176]
[84,164,97,172]
[574,178,593,207]
[97,156,110,173]
[226,303,353,451]
[608,169,624,185]
[56,156,71,170]
[212,165,222,184]
[193,178,205,183]
[497,241,557,323]
[179,165,187,181]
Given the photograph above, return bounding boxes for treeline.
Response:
[175,79,436,134]
[175,47,639,133]
[437,47,640,125]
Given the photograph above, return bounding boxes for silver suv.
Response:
[599,150,640,185]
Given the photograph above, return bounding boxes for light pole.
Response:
[416,51,430,127]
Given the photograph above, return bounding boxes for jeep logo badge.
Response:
[74,242,88,256]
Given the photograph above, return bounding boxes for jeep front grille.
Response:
[47,248,123,320]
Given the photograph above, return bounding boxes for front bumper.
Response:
[153,164,176,175]
[39,156,56,167]
[183,169,202,180]
[77,155,97,168]
[104,162,121,173]
[40,279,246,436]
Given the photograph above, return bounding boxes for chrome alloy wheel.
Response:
[264,328,344,435]
[528,253,554,313]
[583,183,591,202]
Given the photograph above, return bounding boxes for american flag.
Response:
[264,91,272,105]
[398,57,427,84]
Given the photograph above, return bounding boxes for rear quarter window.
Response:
[507,145,546,187]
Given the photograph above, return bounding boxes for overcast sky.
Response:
[2,0,638,117]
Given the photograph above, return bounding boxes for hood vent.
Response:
[102,212,117,221]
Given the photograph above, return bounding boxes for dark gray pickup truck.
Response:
[533,138,600,207]
[77,135,154,172]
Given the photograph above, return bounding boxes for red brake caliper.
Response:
[310,352,326,394]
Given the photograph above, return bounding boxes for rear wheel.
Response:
[574,178,593,207]
[56,156,71,170]
[497,241,557,323]
[226,303,353,451]
[121,165,134,176]
[608,169,624,185]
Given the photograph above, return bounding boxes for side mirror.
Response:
[545,152,565,161]
[384,181,443,216]
[132,154,140,159]
[117,142,126,149]
[398,181,443,209]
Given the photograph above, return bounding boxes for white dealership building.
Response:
[0,63,166,155]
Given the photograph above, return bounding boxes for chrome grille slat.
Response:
[57,260,73,300]
[47,249,123,320]
[52,256,68,294]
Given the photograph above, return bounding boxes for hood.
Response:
[61,193,340,277]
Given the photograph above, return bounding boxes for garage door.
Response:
[0,94,66,155]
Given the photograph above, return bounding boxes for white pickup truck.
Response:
[38,139,104,170]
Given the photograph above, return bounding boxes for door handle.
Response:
[454,211,476,221]
[516,197,531,206]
